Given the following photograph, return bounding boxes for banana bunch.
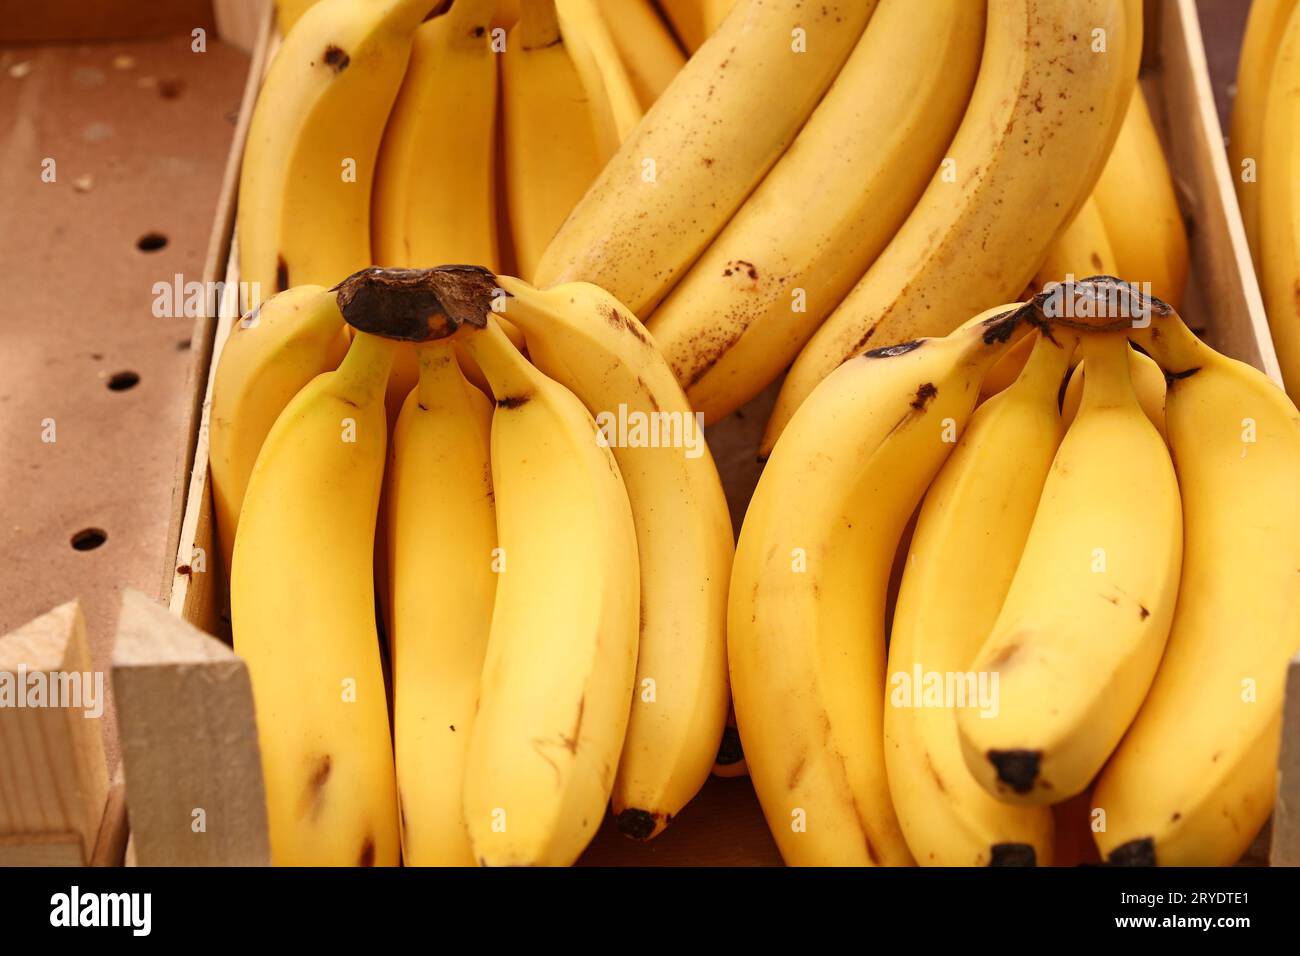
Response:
[211,266,732,865]
[730,277,1300,866]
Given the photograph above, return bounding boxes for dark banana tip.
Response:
[1108,838,1157,866]
[988,749,1041,794]
[615,808,659,841]
[1029,274,1175,331]
[989,843,1037,867]
[714,725,744,766]
[334,265,503,342]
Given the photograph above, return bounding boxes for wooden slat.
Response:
[113,589,270,866]
[1160,0,1278,380]
[1273,655,1300,866]
[214,0,271,53]
[0,602,109,866]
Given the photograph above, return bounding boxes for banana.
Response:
[1061,346,1167,438]
[647,0,985,425]
[210,285,349,579]
[1259,2,1300,393]
[1093,87,1189,307]
[230,327,399,866]
[711,708,748,778]
[493,0,520,29]
[555,0,644,153]
[658,0,733,53]
[461,317,640,866]
[275,0,321,34]
[372,0,499,271]
[533,0,876,317]
[600,0,686,109]
[1032,196,1118,293]
[1093,311,1300,866]
[387,340,495,866]
[884,330,1071,867]
[728,304,1028,866]
[762,0,1142,455]
[959,330,1182,805]
[238,0,435,299]
[500,0,606,280]
[489,276,733,841]
[1230,0,1299,268]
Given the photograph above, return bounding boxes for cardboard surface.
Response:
[0,33,250,772]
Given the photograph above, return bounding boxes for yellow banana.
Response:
[238,0,434,298]
[461,318,640,866]
[1032,196,1118,293]
[387,340,496,866]
[556,0,644,153]
[490,276,733,841]
[1094,311,1300,866]
[500,0,606,279]
[534,0,876,317]
[372,0,499,271]
[1259,1,1300,393]
[210,285,349,580]
[762,0,1142,455]
[728,304,1028,866]
[1230,0,1299,268]
[885,330,1071,867]
[648,0,985,425]
[959,330,1182,805]
[657,0,733,52]
[600,0,686,109]
[231,326,399,866]
[1093,87,1189,307]
[275,0,320,34]
[1061,346,1167,438]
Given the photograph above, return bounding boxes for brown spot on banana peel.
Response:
[987,749,1040,794]
[910,382,938,410]
[603,304,651,347]
[358,835,375,867]
[322,45,349,72]
[558,695,585,755]
[303,754,331,818]
[496,394,531,409]
[335,265,500,342]
[276,256,289,293]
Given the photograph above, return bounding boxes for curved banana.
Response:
[959,330,1182,805]
[647,0,985,425]
[489,276,732,841]
[658,0,733,53]
[372,0,499,271]
[600,0,686,109]
[500,0,606,279]
[1093,312,1300,866]
[885,330,1071,867]
[1032,196,1117,293]
[387,340,496,866]
[231,329,399,866]
[1259,2,1300,393]
[1093,87,1189,307]
[762,0,1142,455]
[533,0,876,316]
[729,304,1027,866]
[238,0,434,298]
[556,0,643,153]
[210,285,349,579]
[1230,0,1299,268]
[461,318,640,866]
[1061,346,1167,438]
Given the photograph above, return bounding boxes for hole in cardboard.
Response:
[71,528,107,551]
[107,371,139,391]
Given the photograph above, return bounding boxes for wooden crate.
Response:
[142,0,1296,867]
